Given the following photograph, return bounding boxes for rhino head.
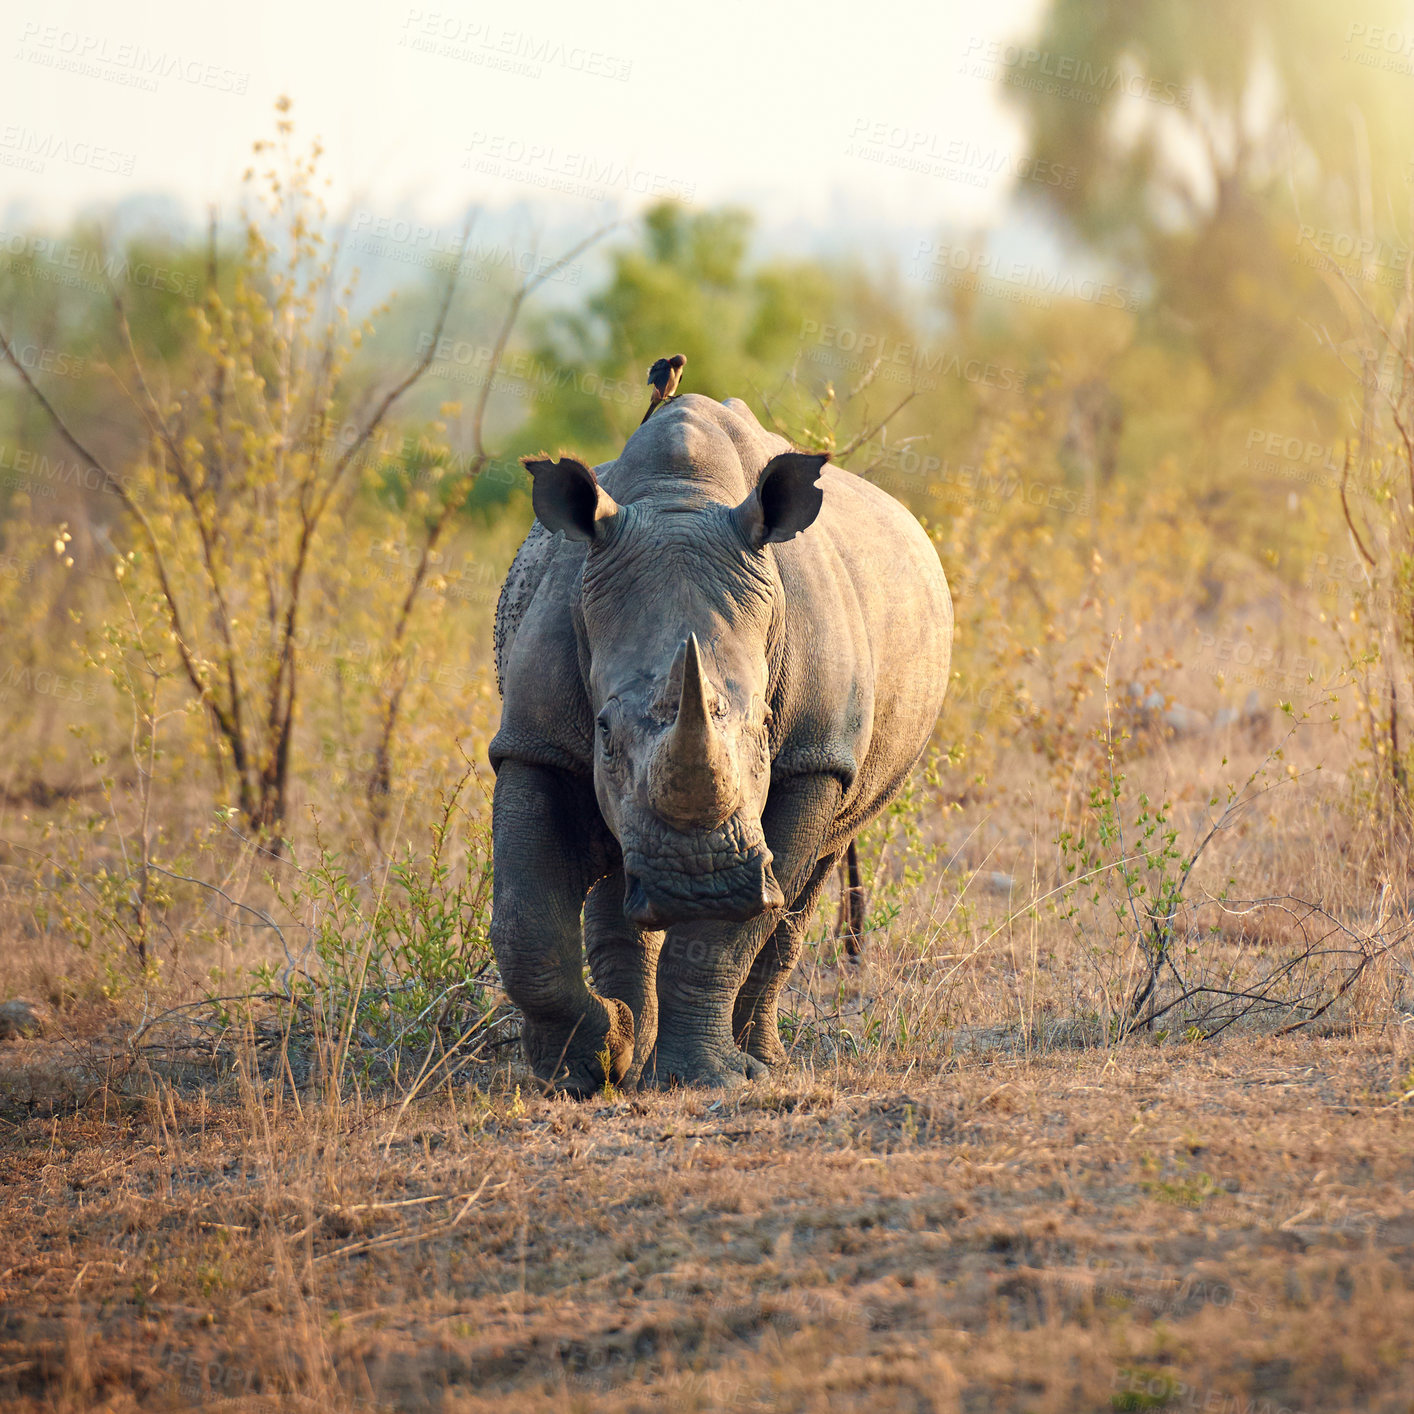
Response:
[524,449,828,928]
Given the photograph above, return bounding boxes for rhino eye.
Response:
[596,707,618,755]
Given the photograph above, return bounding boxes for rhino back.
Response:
[770,468,952,840]
[598,395,793,506]
[493,521,555,696]
[491,530,596,774]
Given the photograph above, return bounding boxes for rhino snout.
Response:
[623,857,785,928]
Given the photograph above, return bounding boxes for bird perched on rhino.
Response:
[641,353,687,424]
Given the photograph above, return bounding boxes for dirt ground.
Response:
[0,1023,1410,1413]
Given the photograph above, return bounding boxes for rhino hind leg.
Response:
[836,839,867,958]
[734,850,838,1068]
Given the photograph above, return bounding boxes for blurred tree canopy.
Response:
[1003,0,1411,415]
[3,27,1410,831]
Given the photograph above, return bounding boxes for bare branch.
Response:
[108,287,255,805]
[833,391,917,462]
[0,319,246,768]
[1339,440,1378,568]
[467,221,618,463]
[364,222,618,836]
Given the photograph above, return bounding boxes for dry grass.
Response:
[0,1019,1410,1412]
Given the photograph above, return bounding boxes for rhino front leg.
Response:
[489,760,635,1096]
[644,775,842,1089]
[733,849,839,1069]
[583,870,664,1087]
[645,915,775,1089]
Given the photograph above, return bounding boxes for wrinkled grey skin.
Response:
[489,395,951,1092]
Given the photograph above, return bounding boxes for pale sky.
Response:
[2,0,1047,241]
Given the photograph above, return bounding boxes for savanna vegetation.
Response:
[0,2,1412,1407]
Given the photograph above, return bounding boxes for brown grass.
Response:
[0,1020,1410,1412]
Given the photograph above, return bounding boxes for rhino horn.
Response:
[650,634,739,830]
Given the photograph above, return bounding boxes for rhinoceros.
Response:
[489,393,951,1091]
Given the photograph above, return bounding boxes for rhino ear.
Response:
[733,451,829,547]
[523,455,620,542]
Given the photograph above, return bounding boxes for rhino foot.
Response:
[738,1023,788,1070]
[521,998,635,1099]
[533,1055,608,1099]
[639,1035,768,1090]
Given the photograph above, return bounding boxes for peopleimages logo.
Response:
[399,11,632,82]
[0,125,136,177]
[912,240,1140,310]
[462,135,695,203]
[0,441,137,498]
[1294,225,1410,269]
[346,214,585,285]
[1243,428,1342,469]
[0,663,99,706]
[0,231,198,298]
[415,332,637,406]
[2,343,87,380]
[15,23,250,93]
[1344,22,1414,58]
[844,120,1078,190]
[798,320,1028,391]
[960,37,1191,107]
